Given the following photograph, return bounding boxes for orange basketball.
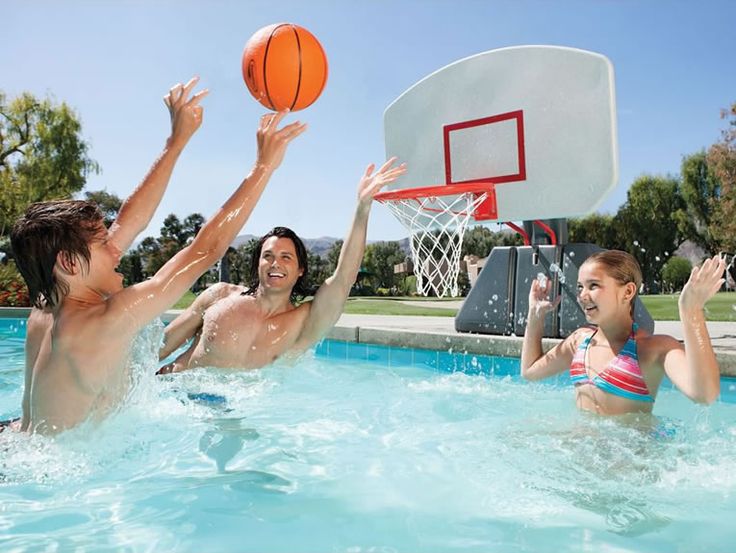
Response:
[241,23,328,112]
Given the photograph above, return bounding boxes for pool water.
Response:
[2,317,736,552]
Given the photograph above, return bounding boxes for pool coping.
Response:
[325,314,736,378]
[3,307,735,377]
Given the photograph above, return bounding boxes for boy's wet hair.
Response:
[582,250,643,317]
[11,200,104,309]
[245,226,309,302]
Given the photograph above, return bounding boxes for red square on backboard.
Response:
[443,110,526,185]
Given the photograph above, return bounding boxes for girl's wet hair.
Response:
[10,200,104,309]
[581,250,643,317]
[244,226,309,302]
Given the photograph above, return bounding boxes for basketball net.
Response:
[376,187,489,297]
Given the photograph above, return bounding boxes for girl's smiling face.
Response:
[577,261,636,323]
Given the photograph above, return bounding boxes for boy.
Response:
[11,79,304,434]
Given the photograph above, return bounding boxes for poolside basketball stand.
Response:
[455,218,654,339]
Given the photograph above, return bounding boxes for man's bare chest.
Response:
[198,295,306,363]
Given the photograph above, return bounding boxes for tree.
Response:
[235,238,260,286]
[568,213,624,250]
[614,175,685,291]
[84,189,122,228]
[160,214,187,247]
[461,225,523,258]
[182,213,205,240]
[362,241,404,291]
[708,102,736,251]
[661,256,692,293]
[0,91,99,238]
[118,249,144,286]
[673,151,720,253]
[326,239,343,275]
[306,251,329,294]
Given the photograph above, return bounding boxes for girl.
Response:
[521,250,725,415]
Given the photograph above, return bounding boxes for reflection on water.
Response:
[199,417,259,472]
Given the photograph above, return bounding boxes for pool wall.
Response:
[2,306,735,376]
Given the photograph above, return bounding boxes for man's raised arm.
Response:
[108,77,208,252]
[109,111,306,331]
[292,158,406,350]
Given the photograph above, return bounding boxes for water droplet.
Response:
[569,251,575,258]
[492,294,499,301]
[640,248,647,253]
[633,240,639,246]
[655,256,661,262]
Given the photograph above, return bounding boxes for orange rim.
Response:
[374,181,493,202]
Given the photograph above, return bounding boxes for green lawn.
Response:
[640,292,736,321]
[172,290,196,310]
[343,298,457,317]
[170,290,736,321]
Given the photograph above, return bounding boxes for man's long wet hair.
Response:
[244,226,309,303]
[11,200,104,309]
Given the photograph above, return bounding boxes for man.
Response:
[10,78,305,434]
[158,158,406,371]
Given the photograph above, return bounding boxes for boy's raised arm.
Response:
[108,77,208,252]
[109,111,306,331]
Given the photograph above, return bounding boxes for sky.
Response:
[3,0,735,244]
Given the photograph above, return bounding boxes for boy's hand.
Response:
[255,111,307,172]
[164,76,208,148]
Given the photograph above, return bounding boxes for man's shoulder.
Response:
[203,282,245,301]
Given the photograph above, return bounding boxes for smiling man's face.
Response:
[258,236,304,293]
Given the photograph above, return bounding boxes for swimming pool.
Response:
[2,317,736,552]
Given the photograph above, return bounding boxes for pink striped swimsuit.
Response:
[569,323,654,403]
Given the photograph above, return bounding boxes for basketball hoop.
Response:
[375,182,495,297]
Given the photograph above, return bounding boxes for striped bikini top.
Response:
[569,323,654,403]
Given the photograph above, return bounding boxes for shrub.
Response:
[0,262,30,307]
[661,256,692,293]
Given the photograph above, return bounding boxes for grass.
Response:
[640,292,736,322]
[169,289,736,321]
[172,290,196,310]
[343,298,457,317]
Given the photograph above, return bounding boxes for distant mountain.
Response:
[229,234,411,258]
[230,234,257,248]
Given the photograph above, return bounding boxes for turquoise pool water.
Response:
[2,317,736,552]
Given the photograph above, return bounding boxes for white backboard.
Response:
[384,45,618,223]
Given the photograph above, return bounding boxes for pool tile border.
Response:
[325,323,736,377]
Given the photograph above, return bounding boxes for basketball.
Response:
[241,23,328,112]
